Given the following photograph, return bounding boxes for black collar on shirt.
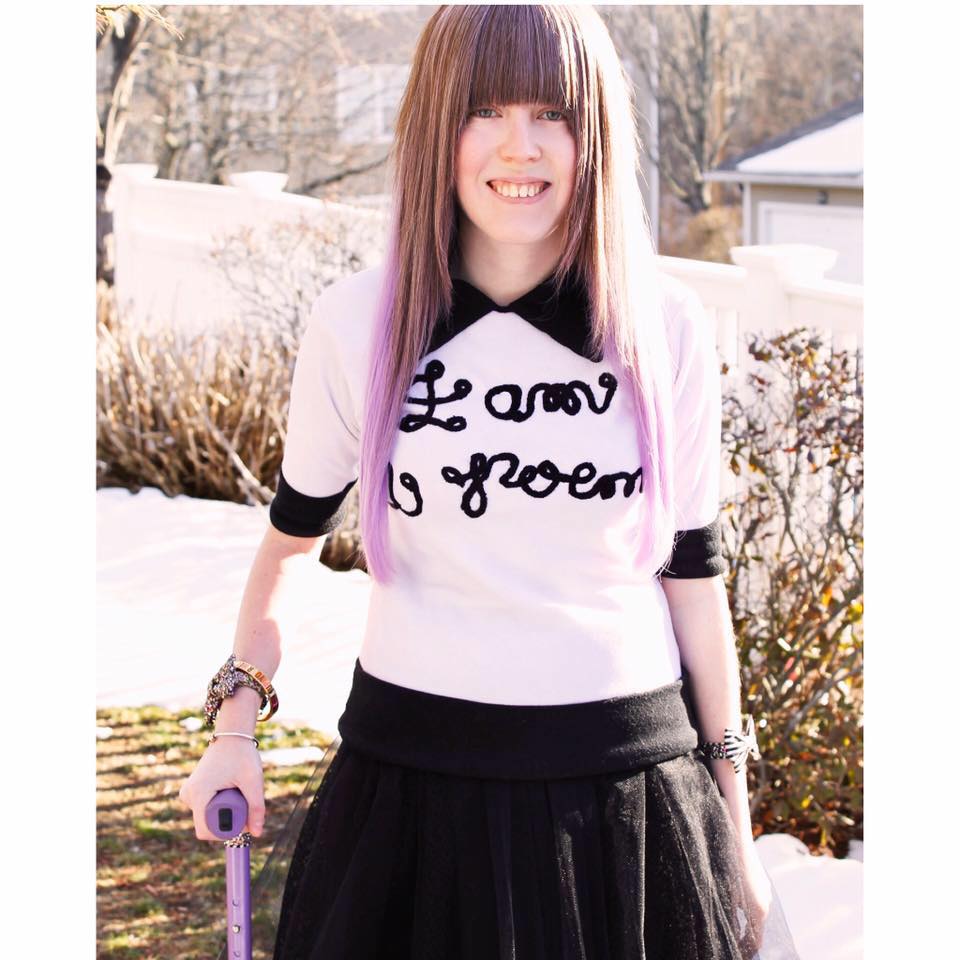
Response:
[425,271,601,363]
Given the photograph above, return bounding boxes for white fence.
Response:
[658,243,862,484]
[105,165,863,538]
[105,164,390,338]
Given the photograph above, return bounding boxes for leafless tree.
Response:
[100,5,422,196]
[97,5,183,168]
[96,4,183,281]
[746,5,863,139]
[603,4,862,215]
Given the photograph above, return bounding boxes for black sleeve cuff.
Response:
[659,516,729,579]
[269,468,357,537]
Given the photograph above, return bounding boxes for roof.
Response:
[704,97,862,188]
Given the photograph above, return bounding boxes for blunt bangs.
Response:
[466,6,582,115]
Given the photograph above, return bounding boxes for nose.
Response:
[498,111,541,163]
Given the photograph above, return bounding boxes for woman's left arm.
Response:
[660,573,754,846]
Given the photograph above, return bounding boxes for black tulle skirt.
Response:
[256,658,800,960]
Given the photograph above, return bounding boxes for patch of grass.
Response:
[98,835,123,855]
[270,769,313,785]
[134,819,177,842]
[97,703,333,959]
[130,896,167,918]
[100,934,143,958]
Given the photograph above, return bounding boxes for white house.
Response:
[703,98,863,283]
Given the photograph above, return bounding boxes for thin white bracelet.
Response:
[208,731,260,748]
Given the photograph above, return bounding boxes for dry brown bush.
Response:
[96,278,362,571]
[671,204,744,264]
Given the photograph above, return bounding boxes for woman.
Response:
[179,6,801,959]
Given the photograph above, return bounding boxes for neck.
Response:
[454,217,564,307]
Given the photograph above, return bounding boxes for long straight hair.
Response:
[359,4,677,583]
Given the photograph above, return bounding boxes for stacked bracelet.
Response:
[698,714,761,774]
[204,653,280,727]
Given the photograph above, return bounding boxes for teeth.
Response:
[490,180,547,198]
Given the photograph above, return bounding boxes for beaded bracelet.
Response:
[697,714,761,774]
[204,653,279,727]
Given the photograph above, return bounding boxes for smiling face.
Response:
[454,102,577,256]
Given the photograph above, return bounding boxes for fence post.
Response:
[105,163,158,328]
[728,244,838,372]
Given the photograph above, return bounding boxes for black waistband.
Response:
[337,657,701,780]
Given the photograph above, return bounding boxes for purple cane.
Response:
[205,788,253,960]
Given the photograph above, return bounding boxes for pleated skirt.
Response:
[266,657,800,960]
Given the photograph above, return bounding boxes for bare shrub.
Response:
[722,329,863,853]
[96,276,363,571]
[206,212,384,338]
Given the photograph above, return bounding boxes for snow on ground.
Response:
[96,486,863,960]
[96,486,369,735]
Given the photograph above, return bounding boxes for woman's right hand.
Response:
[178,736,265,841]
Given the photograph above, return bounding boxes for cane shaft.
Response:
[225,845,252,959]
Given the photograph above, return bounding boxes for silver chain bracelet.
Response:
[207,731,260,749]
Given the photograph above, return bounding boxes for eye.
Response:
[469,106,568,121]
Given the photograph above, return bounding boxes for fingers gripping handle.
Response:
[205,788,253,960]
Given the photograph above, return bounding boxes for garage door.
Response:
[757,200,862,283]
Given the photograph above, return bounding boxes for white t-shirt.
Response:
[270,263,727,704]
